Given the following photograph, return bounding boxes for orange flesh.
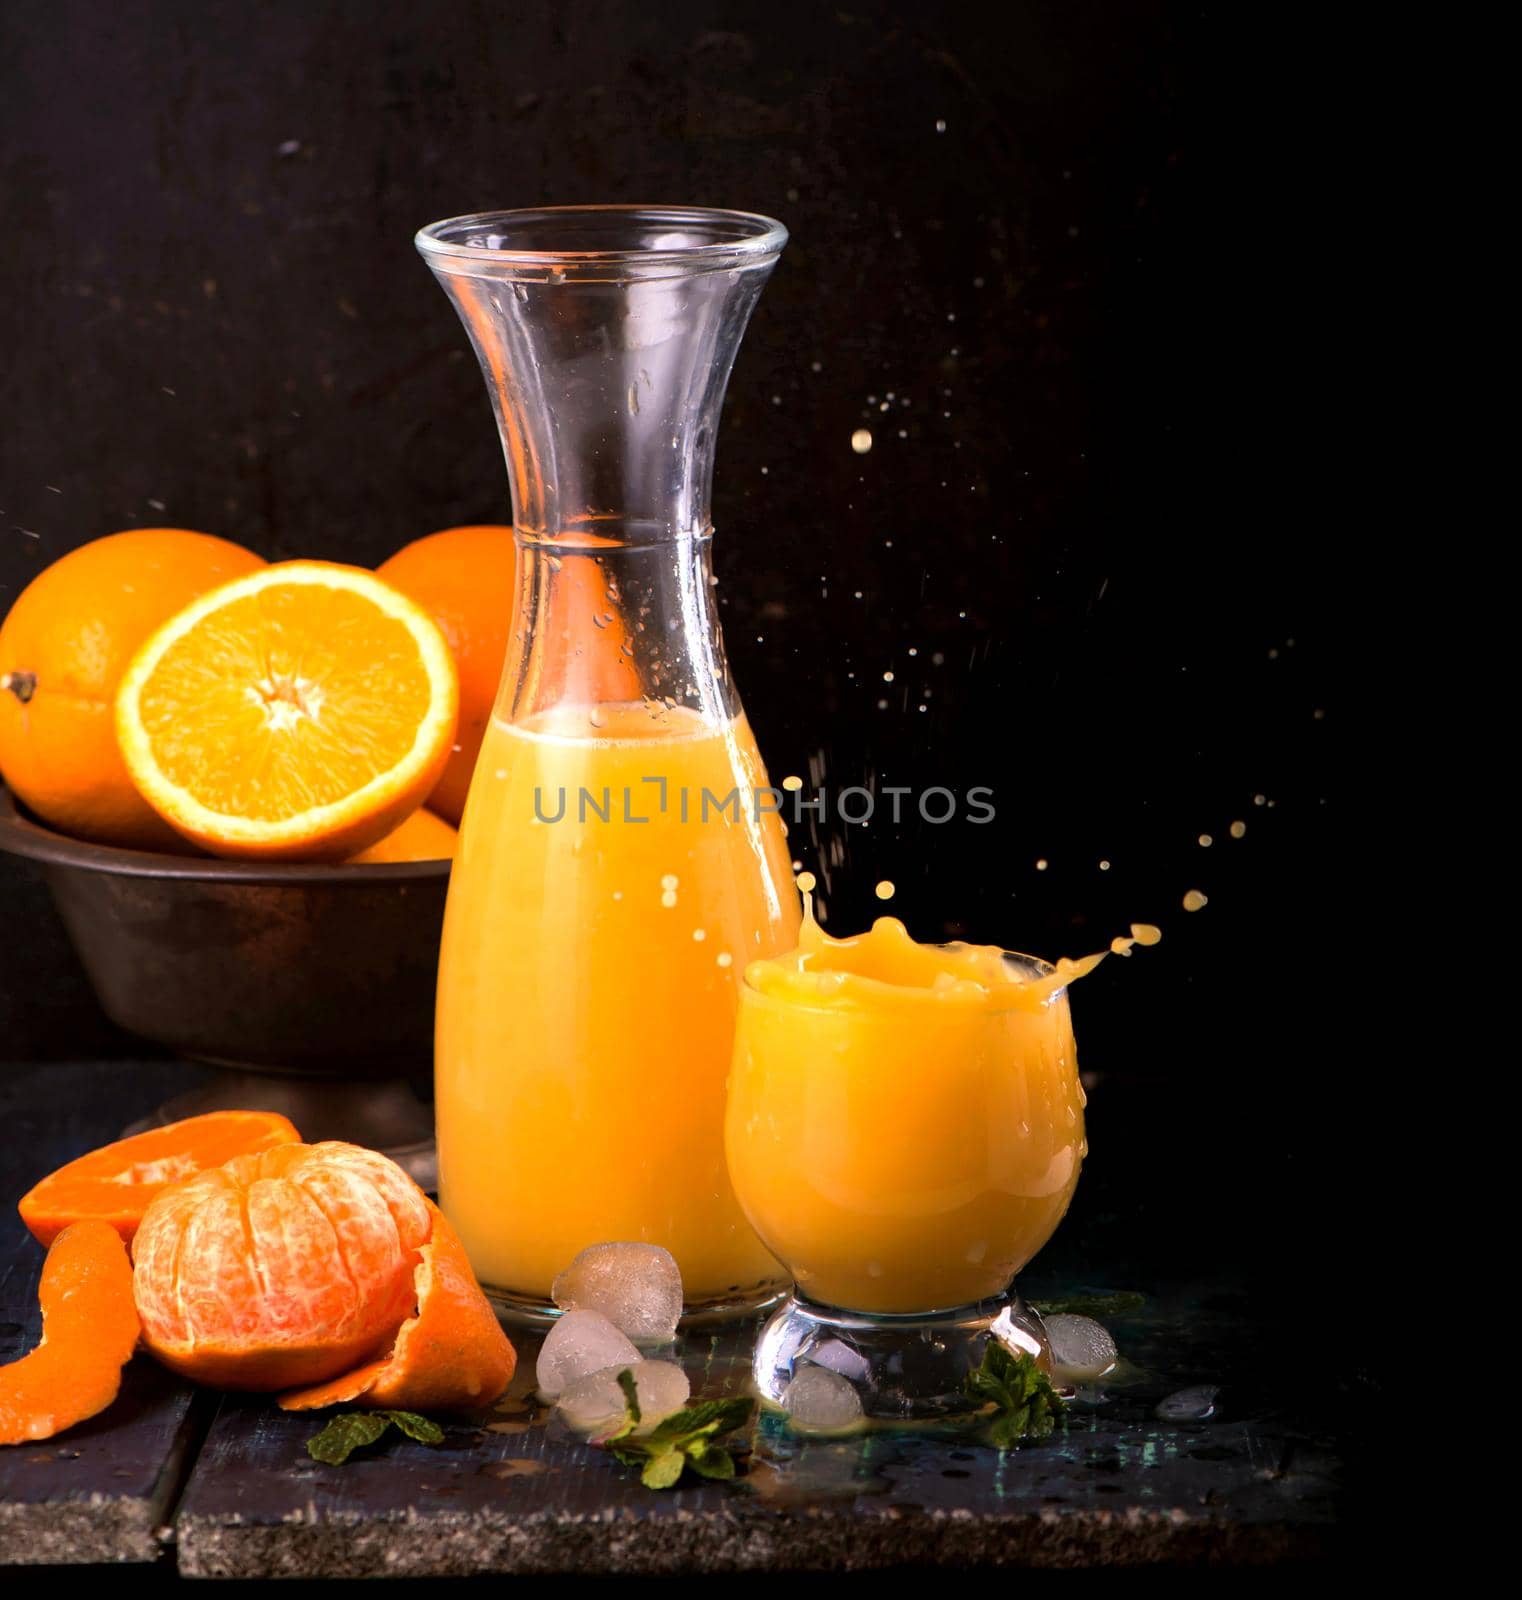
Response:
[131,1140,431,1391]
[1,1221,141,1445]
[135,583,436,819]
[18,1109,301,1247]
[278,1205,516,1414]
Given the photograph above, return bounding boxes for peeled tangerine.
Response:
[132,1140,433,1391]
[278,1203,516,1414]
[1,1221,141,1445]
[18,1109,300,1247]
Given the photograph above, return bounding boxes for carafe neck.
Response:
[502,532,735,726]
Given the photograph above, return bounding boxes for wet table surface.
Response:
[0,1060,1350,1574]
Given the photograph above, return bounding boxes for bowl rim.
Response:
[0,783,451,884]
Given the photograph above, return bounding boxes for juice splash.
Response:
[435,702,798,1306]
[725,877,1156,1316]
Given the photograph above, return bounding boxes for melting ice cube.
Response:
[1044,1313,1118,1382]
[534,1309,640,1399]
[781,1364,863,1432]
[1156,1384,1219,1422]
[555,1359,691,1435]
[551,1241,683,1345]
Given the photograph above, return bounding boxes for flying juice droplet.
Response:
[874,880,895,901]
[1182,890,1209,912]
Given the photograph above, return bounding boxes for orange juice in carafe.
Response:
[416,205,796,1314]
[436,702,797,1304]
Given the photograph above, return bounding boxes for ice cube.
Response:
[781,1364,863,1432]
[534,1309,640,1399]
[1044,1313,1117,1382]
[1156,1384,1219,1422]
[551,1241,683,1345]
[556,1359,691,1435]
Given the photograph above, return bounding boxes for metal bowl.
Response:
[0,783,449,1078]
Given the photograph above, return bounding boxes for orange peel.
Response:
[278,1204,516,1413]
[1,1220,141,1445]
[18,1109,301,1248]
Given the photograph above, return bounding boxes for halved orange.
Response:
[114,562,459,860]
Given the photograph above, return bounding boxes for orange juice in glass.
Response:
[726,905,1088,1413]
[418,206,796,1318]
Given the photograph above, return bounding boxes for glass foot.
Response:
[753,1289,1051,1420]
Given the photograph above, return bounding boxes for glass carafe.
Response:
[417,207,798,1319]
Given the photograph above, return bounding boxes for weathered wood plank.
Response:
[176,1286,1339,1576]
[0,1060,209,1565]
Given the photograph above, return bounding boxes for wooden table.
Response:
[1,1060,1346,1574]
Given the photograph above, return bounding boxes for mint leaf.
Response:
[685,1443,736,1480]
[1032,1291,1145,1319]
[306,1412,390,1465]
[617,1368,642,1426]
[382,1411,445,1445]
[642,1396,754,1449]
[962,1343,1065,1449]
[641,1449,686,1490]
[595,1392,756,1491]
[306,1409,445,1464]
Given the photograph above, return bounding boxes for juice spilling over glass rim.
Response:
[728,883,1091,1316]
[729,878,1154,1414]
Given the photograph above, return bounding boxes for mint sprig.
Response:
[963,1341,1065,1449]
[593,1368,755,1490]
[1031,1290,1145,1319]
[306,1409,445,1465]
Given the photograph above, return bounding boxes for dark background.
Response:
[1,0,1345,1347]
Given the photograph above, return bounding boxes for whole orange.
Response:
[377,525,515,824]
[0,528,264,848]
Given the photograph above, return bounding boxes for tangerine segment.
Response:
[114,562,459,860]
[18,1109,301,1247]
[279,1205,516,1414]
[132,1141,431,1391]
[1,1220,141,1445]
